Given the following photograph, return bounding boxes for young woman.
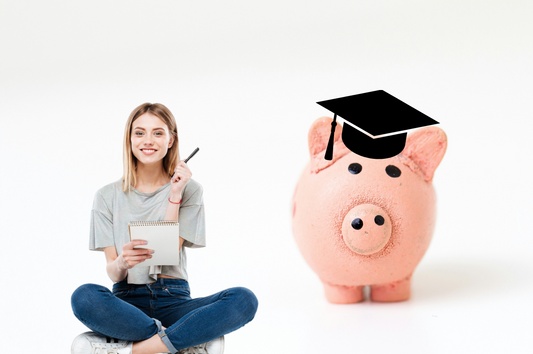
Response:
[71,103,258,354]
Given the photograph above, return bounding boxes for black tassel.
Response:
[324,114,337,160]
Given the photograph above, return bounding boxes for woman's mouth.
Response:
[141,149,157,155]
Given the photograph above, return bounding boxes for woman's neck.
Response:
[135,162,170,193]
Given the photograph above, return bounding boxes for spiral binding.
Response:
[128,220,179,227]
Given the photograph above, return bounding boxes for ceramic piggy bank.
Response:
[292,117,447,303]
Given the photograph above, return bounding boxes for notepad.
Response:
[128,221,180,267]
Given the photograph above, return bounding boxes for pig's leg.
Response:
[370,275,411,302]
[322,281,364,304]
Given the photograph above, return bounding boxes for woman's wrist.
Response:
[169,191,183,204]
[168,197,182,205]
[116,253,130,271]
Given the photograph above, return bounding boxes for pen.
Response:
[171,147,199,183]
[184,147,199,163]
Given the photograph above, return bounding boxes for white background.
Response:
[1,1,532,353]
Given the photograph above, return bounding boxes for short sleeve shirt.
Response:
[89,178,206,284]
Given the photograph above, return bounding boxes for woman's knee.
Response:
[71,283,109,318]
[229,287,258,321]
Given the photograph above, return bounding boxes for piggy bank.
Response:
[292,117,447,303]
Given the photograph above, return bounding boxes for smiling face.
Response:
[130,112,174,168]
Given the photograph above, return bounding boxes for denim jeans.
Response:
[71,278,258,353]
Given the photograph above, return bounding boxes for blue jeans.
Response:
[71,278,258,353]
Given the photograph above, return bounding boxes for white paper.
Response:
[129,223,180,267]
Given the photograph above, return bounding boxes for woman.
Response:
[71,103,258,354]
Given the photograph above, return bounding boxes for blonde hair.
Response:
[122,103,180,192]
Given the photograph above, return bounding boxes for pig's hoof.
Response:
[370,276,411,302]
[322,282,364,304]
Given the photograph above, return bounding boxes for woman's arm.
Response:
[104,246,127,283]
[164,199,185,251]
[165,160,192,250]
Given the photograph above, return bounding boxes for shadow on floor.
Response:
[411,257,530,302]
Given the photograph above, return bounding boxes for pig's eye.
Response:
[386,165,401,178]
[348,163,362,175]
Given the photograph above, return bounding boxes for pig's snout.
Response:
[341,204,392,255]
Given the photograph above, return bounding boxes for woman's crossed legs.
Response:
[71,278,258,354]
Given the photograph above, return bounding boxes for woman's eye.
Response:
[348,163,362,174]
[385,165,401,178]
[155,132,163,136]
[135,131,144,136]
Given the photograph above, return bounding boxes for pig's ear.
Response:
[308,117,350,173]
[400,126,447,182]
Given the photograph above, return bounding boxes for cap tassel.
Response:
[324,114,337,160]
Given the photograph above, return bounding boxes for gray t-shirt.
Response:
[89,178,206,284]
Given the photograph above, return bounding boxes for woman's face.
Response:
[130,113,174,167]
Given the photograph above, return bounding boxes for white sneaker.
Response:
[179,336,224,354]
[71,332,132,354]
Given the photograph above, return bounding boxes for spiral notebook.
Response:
[128,221,180,267]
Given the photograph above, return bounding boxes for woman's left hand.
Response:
[170,160,191,200]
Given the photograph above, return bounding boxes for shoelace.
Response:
[94,349,118,354]
[92,344,122,354]
[179,344,208,354]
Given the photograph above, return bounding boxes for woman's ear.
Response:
[168,134,175,148]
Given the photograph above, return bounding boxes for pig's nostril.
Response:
[375,215,385,226]
[351,218,363,230]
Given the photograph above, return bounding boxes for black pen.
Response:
[184,147,199,163]
[171,148,199,183]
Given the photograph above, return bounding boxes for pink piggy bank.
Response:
[292,117,447,303]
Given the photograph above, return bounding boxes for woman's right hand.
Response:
[118,240,154,270]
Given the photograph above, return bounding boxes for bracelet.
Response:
[168,197,182,205]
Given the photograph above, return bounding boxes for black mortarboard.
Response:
[317,90,439,160]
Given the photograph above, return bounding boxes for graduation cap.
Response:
[317,90,439,160]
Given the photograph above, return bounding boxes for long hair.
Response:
[122,103,180,192]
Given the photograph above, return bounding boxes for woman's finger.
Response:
[123,240,147,251]
[172,172,191,182]
[124,249,153,257]
[174,168,191,177]
[126,254,153,262]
